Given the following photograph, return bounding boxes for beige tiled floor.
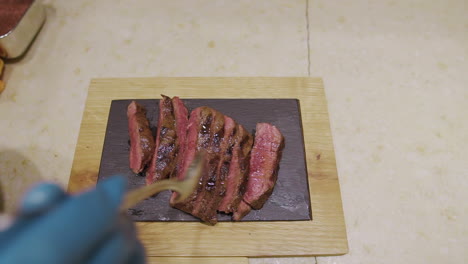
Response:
[310,1,468,263]
[0,0,467,263]
[0,0,308,211]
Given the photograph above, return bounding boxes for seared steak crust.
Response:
[146,95,178,184]
[127,101,155,174]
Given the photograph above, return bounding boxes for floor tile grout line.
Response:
[306,0,311,77]
[308,1,314,261]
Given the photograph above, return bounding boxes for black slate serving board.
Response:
[98,99,311,222]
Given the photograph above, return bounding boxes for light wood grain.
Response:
[68,77,348,257]
[147,257,248,264]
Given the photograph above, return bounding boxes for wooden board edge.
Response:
[147,257,249,264]
[305,77,349,255]
[67,77,349,256]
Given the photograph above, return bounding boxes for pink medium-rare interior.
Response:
[243,123,283,209]
[218,117,242,212]
[145,98,166,185]
[127,101,144,173]
[169,107,201,204]
[173,96,189,177]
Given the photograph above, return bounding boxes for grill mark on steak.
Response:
[189,108,226,224]
[127,101,155,174]
[240,123,284,211]
[206,157,219,191]
[172,108,244,225]
[218,124,253,213]
[199,112,213,150]
[193,115,238,224]
[166,105,282,223]
[212,126,225,153]
[170,107,213,212]
[128,98,286,224]
[146,95,179,184]
[220,161,230,185]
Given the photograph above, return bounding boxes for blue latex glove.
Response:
[0,176,145,264]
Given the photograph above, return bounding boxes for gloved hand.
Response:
[0,176,145,264]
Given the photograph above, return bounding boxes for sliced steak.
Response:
[172,107,249,225]
[232,200,251,221]
[241,123,284,210]
[189,154,221,224]
[128,98,284,224]
[127,101,155,174]
[174,107,225,224]
[218,123,253,213]
[191,114,237,224]
[170,107,212,211]
[146,95,188,184]
[172,96,189,178]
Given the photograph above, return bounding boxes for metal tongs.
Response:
[120,152,204,211]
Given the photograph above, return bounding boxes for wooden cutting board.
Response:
[147,257,248,263]
[68,77,348,258]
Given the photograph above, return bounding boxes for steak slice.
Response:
[172,96,189,178]
[146,95,188,184]
[191,115,237,224]
[146,95,175,184]
[172,107,248,224]
[241,123,284,210]
[170,107,212,212]
[218,123,253,213]
[127,101,155,174]
[232,200,251,221]
[174,107,226,224]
